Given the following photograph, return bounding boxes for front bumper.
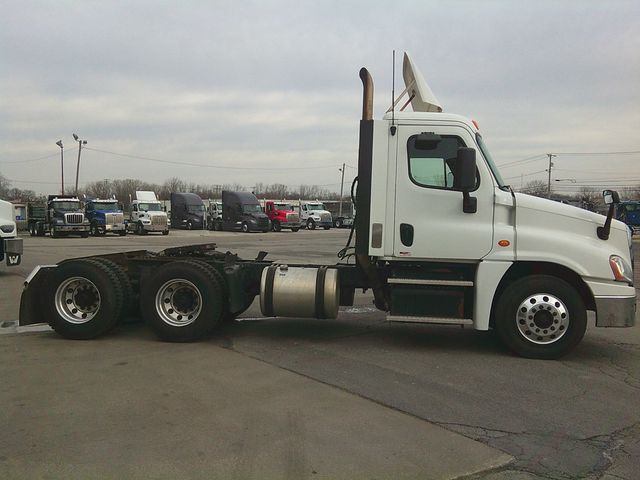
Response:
[143,224,167,232]
[56,225,90,232]
[282,222,301,229]
[595,296,637,327]
[104,223,125,231]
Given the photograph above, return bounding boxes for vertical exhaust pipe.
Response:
[355,68,387,311]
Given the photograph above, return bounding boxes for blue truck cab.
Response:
[616,201,640,235]
[85,199,126,236]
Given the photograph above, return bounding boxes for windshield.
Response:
[187,205,205,214]
[138,203,162,212]
[274,203,293,211]
[94,202,119,211]
[52,201,80,211]
[242,204,263,214]
[307,204,325,211]
[476,133,506,189]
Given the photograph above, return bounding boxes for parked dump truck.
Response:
[264,201,300,232]
[85,198,126,236]
[127,191,169,235]
[170,192,205,230]
[27,195,90,238]
[0,199,23,267]
[18,52,636,359]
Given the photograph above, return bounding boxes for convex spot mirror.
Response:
[603,190,620,205]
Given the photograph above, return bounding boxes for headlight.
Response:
[55,219,64,224]
[0,224,14,233]
[610,255,633,285]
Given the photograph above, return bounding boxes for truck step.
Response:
[388,278,473,287]
[387,315,473,325]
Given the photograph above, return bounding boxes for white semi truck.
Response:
[18,53,635,359]
[298,201,332,230]
[127,191,169,235]
[0,199,23,267]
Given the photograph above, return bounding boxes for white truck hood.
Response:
[514,192,631,279]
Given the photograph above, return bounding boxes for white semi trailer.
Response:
[18,53,635,359]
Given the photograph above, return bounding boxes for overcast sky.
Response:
[1,0,638,196]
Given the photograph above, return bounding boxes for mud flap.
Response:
[19,266,57,326]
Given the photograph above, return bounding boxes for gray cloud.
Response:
[1,0,638,195]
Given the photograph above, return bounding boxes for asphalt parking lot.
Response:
[1,229,639,479]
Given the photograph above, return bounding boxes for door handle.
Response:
[400,223,414,247]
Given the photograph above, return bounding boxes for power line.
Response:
[84,147,350,171]
[0,153,59,165]
[496,154,547,169]
[552,150,640,156]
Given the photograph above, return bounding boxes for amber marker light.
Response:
[498,240,510,247]
[472,119,480,130]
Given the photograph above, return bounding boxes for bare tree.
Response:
[574,187,600,212]
[522,180,548,198]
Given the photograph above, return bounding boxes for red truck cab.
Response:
[264,201,301,232]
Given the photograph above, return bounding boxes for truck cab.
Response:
[0,199,22,267]
[617,201,640,235]
[299,201,332,230]
[206,200,223,231]
[170,192,205,230]
[85,199,126,236]
[128,191,169,235]
[222,191,269,233]
[264,201,300,232]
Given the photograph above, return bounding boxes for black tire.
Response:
[241,222,249,233]
[272,220,281,232]
[186,220,193,230]
[44,259,124,339]
[162,230,169,236]
[51,227,59,238]
[216,220,223,231]
[291,227,299,232]
[323,226,330,230]
[80,231,89,238]
[119,229,127,236]
[494,275,587,359]
[90,224,98,236]
[29,224,36,236]
[84,257,134,321]
[335,219,343,228]
[307,219,316,230]
[37,224,45,236]
[141,260,226,342]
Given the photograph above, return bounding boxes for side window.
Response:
[407,134,475,190]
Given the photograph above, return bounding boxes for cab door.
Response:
[393,125,494,261]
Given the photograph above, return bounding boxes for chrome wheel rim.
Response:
[155,279,202,327]
[55,277,101,324]
[516,293,569,344]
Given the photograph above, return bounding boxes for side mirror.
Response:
[603,189,620,205]
[454,147,477,214]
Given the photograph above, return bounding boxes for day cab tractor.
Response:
[264,201,301,232]
[18,52,636,359]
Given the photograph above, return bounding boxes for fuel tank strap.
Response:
[315,266,328,319]
[263,265,277,317]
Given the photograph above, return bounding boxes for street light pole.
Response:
[338,163,345,217]
[546,153,557,198]
[56,140,64,195]
[73,133,87,195]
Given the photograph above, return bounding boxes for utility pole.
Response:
[546,153,556,198]
[338,163,345,217]
[56,140,64,195]
[73,133,87,195]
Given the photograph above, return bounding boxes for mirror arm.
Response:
[597,204,615,240]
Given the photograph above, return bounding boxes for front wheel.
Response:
[323,226,330,230]
[241,222,249,233]
[494,275,587,359]
[291,227,299,232]
[186,220,193,230]
[335,219,343,228]
[307,219,316,230]
[271,220,281,232]
[162,229,169,236]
